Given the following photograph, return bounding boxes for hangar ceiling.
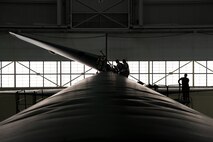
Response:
[0,0,213,32]
[1,0,213,61]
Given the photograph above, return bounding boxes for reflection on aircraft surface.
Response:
[0,32,213,142]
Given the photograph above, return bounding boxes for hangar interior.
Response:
[1,0,213,121]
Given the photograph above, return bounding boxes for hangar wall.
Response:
[1,32,213,61]
[1,0,213,61]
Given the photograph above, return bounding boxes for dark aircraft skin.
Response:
[0,32,213,142]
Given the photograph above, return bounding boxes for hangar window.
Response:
[0,60,212,88]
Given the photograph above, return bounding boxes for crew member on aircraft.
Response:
[114,59,123,74]
[120,59,130,77]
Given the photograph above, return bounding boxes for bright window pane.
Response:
[180,61,192,73]
[30,75,43,87]
[207,74,213,86]
[207,61,213,73]
[71,62,84,73]
[194,61,206,73]
[44,75,57,87]
[153,61,165,73]
[167,61,179,74]
[30,62,43,74]
[16,75,29,87]
[44,62,56,73]
[2,75,14,87]
[1,60,213,88]
[194,74,206,86]
[153,74,165,85]
[167,74,179,86]
[140,74,148,84]
[128,61,139,73]
[16,62,29,74]
[2,62,14,74]
[140,61,148,73]
[62,75,71,87]
[149,62,153,73]
[61,61,70,73]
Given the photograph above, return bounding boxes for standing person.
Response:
[178,73,190,104]
[121,59,130,77]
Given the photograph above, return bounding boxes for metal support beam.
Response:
[57,0,62,25]
[138,0,143,26]
[105,33,108,61]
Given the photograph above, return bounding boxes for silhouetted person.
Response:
[121,59,130,77]
[178,73,190,104]
[115,59,123,74]
[97,55,107,71]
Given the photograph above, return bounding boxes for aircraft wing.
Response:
[9,32,101,71]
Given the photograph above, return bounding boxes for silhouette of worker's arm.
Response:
[178,78,182,85]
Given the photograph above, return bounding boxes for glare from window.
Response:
[194,74,206,86]
[166,61,179,74]
[129,61,139,73]
[140,61,148,73]
[30,75,43,87]
[30,61,43,74]
[180,61,192,73]
[153,61,165,73]
[207,61,213,73]
[207,74,213,86]
[195,61,206,73]
[0,60,213,88]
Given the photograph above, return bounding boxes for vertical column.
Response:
[56,61,58,86]
[192,61,194,87]
[24,90,27,109]
[0,61,1,88]
[14,61,16,88]
[32,91,36,105]
[57,0,62,25]
[151,61,153,85]
[70,61,72,86]
[70,0,73,28]
[65,0,71,25]
[29,61,31,87]
[138,0,143,26]
[165,61,167,85]
[128,0,131,27]
[206,61,207,87]
[43,61,45,87]
[60,61,62,87]
[148,61,151,85]
[106,33,108,61]
[139,61,140,81]
[15,92,20,113]
[83,65,85,79]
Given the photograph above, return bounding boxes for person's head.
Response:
[184,73,187,77]
[122,59,126,63]
[116,59,119,63]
